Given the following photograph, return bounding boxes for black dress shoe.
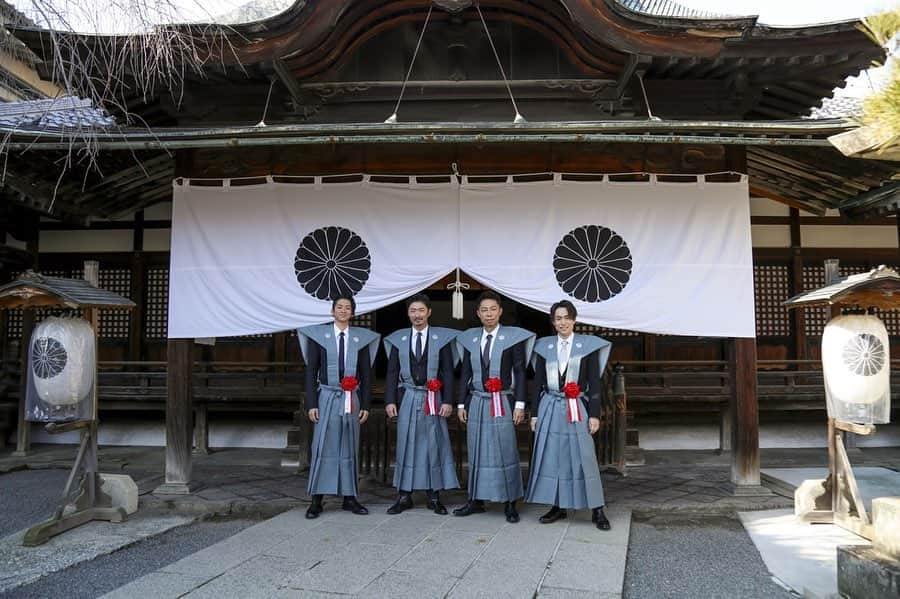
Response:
[539,506,567,524]
[504,501,520,523]
[387,493,414,515]
[426,491,448,515]
[452,500,485,517]
[305,495,323,519]
[342,496,369,515]
[593,507,611,530]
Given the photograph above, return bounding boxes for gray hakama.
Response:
[384,328,459,492]
[457,326,535,503]
[525,335,611,510]
[297,324,380,497]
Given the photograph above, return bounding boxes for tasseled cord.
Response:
[449,268,469,320]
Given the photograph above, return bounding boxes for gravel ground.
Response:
[623,513,796,599]
[0,469,70,537]
[4,516,259,599]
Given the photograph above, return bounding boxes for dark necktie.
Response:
[338,331,345,380]
[415,332,423,361]
[482,333,493,371]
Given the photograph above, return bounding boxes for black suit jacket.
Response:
[459,341,527,410]
[532,349,604,419]
[384,338,455,407]
[304,341,372,411]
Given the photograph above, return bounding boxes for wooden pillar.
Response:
[896,208,900,263]
[789,208,807,361]
[729,337,767,492]
[13,308,34,456]
[13,229,38,456]
[128,216,146,362]
[724,145,767,494]
[153,338,197,494]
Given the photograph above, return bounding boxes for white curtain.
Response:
[168,175,755,339]
[167,178,458,338]
[459,175,755,337]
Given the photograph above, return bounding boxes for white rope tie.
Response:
[448,161,469,319]
[476,2,525,124]
[385,5,433,124]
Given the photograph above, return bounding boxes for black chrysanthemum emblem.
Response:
[32,337,67,379]
[842,333,885,376]
[294,226,371,300]
[554,225,632,303]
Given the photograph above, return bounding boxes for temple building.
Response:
[0,0,897,494]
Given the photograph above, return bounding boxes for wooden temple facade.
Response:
[0,0,897,493]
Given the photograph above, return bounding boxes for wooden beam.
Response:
[750,181,829,215]
[273,58,309,112]
[615,54,650,99]
[751,216,896,226]
[789,208,807,361]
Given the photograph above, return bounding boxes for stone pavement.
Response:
[739,509,871,598]
[100,504,632,599]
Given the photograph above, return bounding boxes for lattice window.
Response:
[5,306,22,339]
[144,267,169,339]
[802,265,828,337]
[98,268,131,339]
[754,265,791,337]
[351,313,375,329]
[574,323,639,337]
[800,264,893,337]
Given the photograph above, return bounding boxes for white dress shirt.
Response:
[459,325,525,411]
[557,333,574,376]
[411,326,429,358]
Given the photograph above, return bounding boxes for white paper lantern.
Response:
[30,317,95,406]
[822,314,891,424]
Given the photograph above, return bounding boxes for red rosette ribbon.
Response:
[424,378,442,415]
[341,376,358,414]
[563,382,583,423]
[485,377,505,418]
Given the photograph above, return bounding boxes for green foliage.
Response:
[859,9,900,155]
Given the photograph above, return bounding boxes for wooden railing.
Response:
[7,357,883,469]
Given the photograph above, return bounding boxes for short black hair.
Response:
[476,290,503,309]
[550,300,577,322]
[406,293,431,309]
[331,295,356,314]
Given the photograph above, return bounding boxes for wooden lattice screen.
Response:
[754,264,791,337]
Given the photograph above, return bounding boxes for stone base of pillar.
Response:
[152,481,203,495]
[723,482,774,497]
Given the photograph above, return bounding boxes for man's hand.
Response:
[458,408,467,424]
[385,403,398,419]
[359,409,369,425]
[530,417,537,432]
[308,408,319,423]
[440,404,453,418]
[589,417,600,435]
[513,408,525,425]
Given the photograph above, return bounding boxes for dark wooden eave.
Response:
[784,266,900,311]
[0,270,135,310]
[838,181,900,220]
[8,0,884,122]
